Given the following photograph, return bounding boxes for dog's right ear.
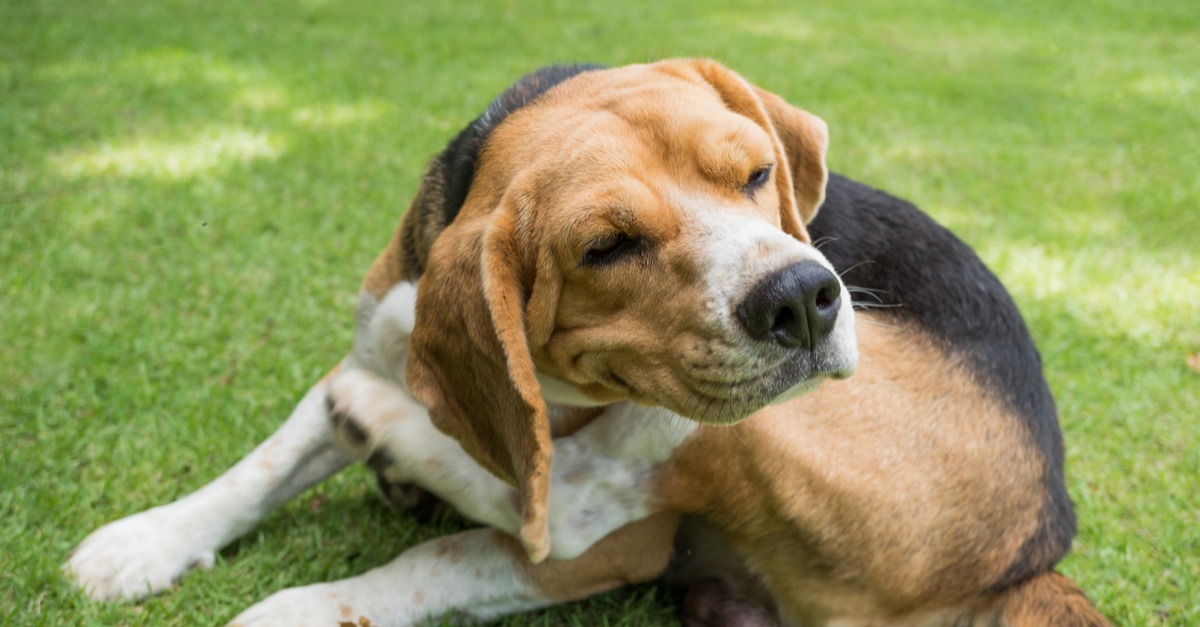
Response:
[404,188,554,564]
[663,59,829,244]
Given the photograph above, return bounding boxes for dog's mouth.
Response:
[549,342,855,424]
[668,348,856,425]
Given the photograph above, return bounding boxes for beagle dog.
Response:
[67,59,1109,626]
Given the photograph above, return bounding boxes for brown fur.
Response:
[513,512,681,603]
[987,571,1109,627]
[405,201,555,561]
[654,318,1060,624]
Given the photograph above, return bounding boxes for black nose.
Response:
[737,261,841,349]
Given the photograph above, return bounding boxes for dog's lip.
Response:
[678,349,856,420]
[676,372,819,423]
[685,368,781,393]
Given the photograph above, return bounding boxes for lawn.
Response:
[1,0,1197,624]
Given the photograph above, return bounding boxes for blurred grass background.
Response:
[1,0,1197,624]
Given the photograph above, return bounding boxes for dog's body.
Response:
[67,61,1108,626]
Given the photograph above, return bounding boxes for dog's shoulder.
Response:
[808,173,1075,587]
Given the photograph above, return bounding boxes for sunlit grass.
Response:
[1,0,1197,625]
[53,127,283,181]
[291,100,394,129]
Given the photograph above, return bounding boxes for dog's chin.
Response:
[771,353,858,403]
[766,374,831,406]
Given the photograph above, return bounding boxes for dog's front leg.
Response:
[66,364,352,601]
[228,512,680,627]
[329,369,697,561]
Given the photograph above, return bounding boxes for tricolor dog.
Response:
[67,60,1109,626]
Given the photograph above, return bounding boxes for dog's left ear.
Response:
[405,187,556,563]
[676,60,830,243]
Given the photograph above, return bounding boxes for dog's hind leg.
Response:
[66,363,353,601]
[228,511,680,627]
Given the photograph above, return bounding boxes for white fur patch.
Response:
[228,529,550,627]
[353,281,419,381]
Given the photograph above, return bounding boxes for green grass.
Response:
[1,0,1197,624]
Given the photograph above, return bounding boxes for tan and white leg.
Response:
[229,513,680,627]
[65,365,352,600]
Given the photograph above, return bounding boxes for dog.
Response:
[66,59,1109,626]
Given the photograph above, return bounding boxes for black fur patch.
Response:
[807,174,1075,588]
[433,64,605,227]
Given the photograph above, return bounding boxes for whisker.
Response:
[726,380,739,427]
[846,287,885,304]
[811,236,839,251]
[686,384,706,425]
[670,410,691,444]
[837,260,875,277]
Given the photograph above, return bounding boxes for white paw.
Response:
[227,585,379,627]
[65,506,216,600]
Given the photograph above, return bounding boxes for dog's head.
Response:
[402,59,857,560]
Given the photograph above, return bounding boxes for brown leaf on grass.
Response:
[1188,354,1200,374]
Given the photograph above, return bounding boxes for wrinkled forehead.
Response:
[482,65,775,202]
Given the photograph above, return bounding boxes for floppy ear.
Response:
[404,192,554,563]
[684,60,830,243]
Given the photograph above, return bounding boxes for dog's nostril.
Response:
[771,306,797,334]
[815,286,840,312]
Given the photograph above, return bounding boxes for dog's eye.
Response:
[745,165,773,195]
[582,233,639,267]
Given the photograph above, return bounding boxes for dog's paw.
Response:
[65,506,215,601]
[227,585,381,627]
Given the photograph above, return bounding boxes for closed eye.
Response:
[582,232,641,267]
[745,165,773,196]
